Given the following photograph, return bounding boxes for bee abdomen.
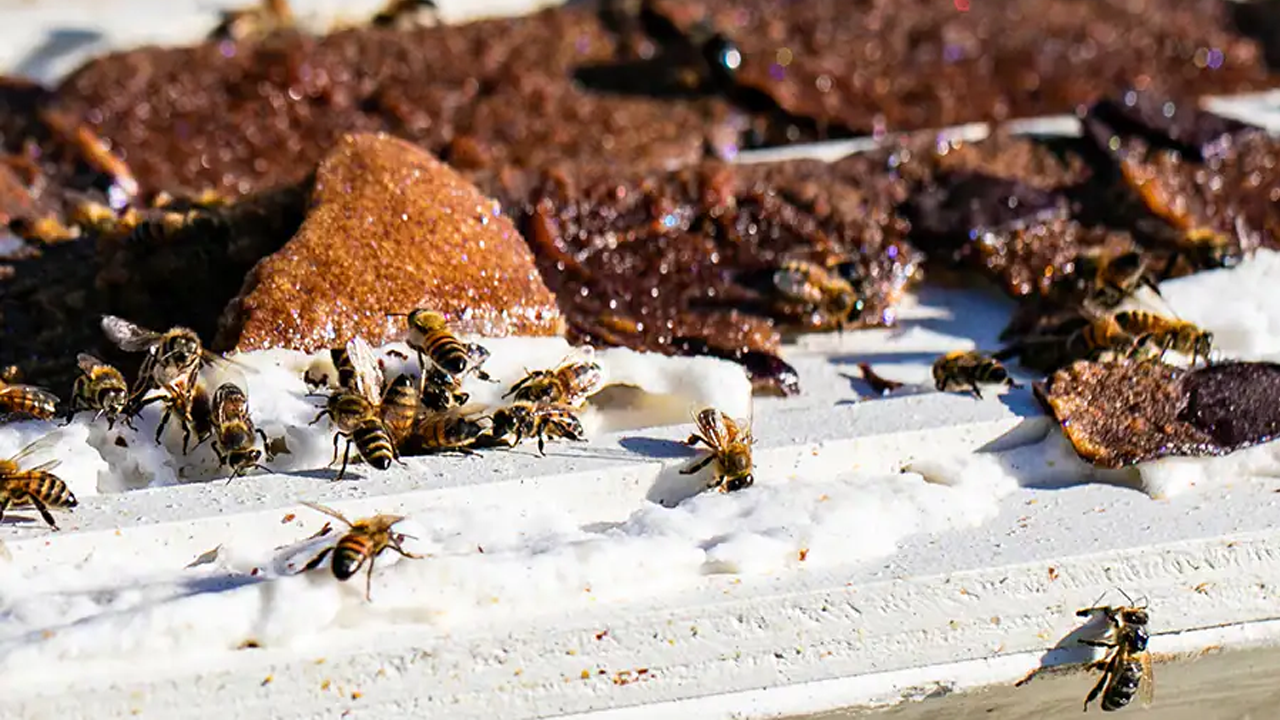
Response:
[353,420,395,470]
[425,335,468,374]
[331,538,372,580]
[1101,660,1145,711]
[28,474,77,508]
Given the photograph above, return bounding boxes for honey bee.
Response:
[67,353,130,428]
[396,309,494,385]
[401,410,486,456]
[1078,595,1154,712]
[768,259,861,331]
[209,0,295,42]
[100,315,220,405]
[379,373,421,449]
[418,365,470,412]
[932,351,1020,399]
[8,215,78,244]
[0,377,59,420]
[1120,156,1246,269]
[298,501,424,602]
[0,438,77,530]
[210,383,271,481]
[485,402,585,455]
[142,378,212,453]
[1112,311,1214,365]
[680,408,754,493]
[310,337,397,480]
[67,199,130,237]
[1074,250,1160,309]
[504,358,602,408]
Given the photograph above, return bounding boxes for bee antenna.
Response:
[385,312,410,318]
[1117,587,1135,606]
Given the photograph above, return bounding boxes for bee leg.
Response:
[967,382,984,400]
[390,539,425,560]
[1079,639,1118,648]
[0,498,8,525]
[26,494,60,531]
[335,436,355,481]
[680,454,716,475]
[308,408,331,426]
[1083,661,1113,711]
[685,433,710,448]
[364,556,376,602]
[154,409,172,445]
[301,546,333,573]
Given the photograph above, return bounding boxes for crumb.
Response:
[114,436,129,447]
[281,513,296,524]
[595,630,609,640]
[238,639,261,649]
[261,675,273,686]
[798,548,810,562]
[579,669,590,680]
[321,679,332,691]
[1194,582,1213,594]
[351,691,362,700]
[1048,567,1059,581]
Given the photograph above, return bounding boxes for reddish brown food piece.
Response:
[513,155,920,393]
[1083,89,1280,271]
[51,6,748,199]
[648,0,1275,134]
[221,132,563,354]
[1036,360,1280,468]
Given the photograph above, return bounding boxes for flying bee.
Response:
[418,365,470,412]
[379,373,422,450]
[1112,311,1214,365]
[0,438,77,530]
[1078,595,1154,712]
[209,0,295,42]
[395,309,494,385]
[298,501,424,602]
[485,402,585,455]
[0,377,59,420]
[768,259,861,331]
[67,353,130,428]
[401,410,486,456]
[680,407,754,493]
[100,315,222,405]
[932,351,1021,399]
[504,358,602,408]
[210,383,271,481]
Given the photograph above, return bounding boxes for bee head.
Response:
[228,447,262,471]
[1120,607,1149,626]
[721,472,754,493]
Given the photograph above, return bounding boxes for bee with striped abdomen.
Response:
[1078,595,1154,712]
[397,309,494,385]
[298,501,423,602]
[0,438,77,530]
[1074,250,1161,309]
[210,382,271,481]
[504,357,602,409]
[141,378,212,454]
[379,373,422,450]
[681,408,754,493]
[0,377,59,421]
[67,353,130,428]
[932,351,1020,399]
[1112,311,1214,365]
[401,410,486,456]
[310,337,397,480]
[485,402,585,456]
[209,0,294,42]
[768,258,861,331]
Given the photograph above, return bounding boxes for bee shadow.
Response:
[0,514,42,529]
[618,436,696,459]
[1016,611,1112,687]
[276,467,364,481]
[10,28,103,81]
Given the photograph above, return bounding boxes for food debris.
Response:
[595,630,609,641]
[579,669,590,680]
[1194,582,1214,594]
[185,546,221,568]
[798,548,810,562]
[280,513,296,524]
[261,675,273,686]
[1048,567,1059,581]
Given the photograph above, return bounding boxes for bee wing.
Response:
[345,336,383,405]
[1138,651,1155,707]
[0,384,60,404]
[76,352,106,374]
[298,500,354,528]
[6,435,64,467]
[101,315,162,352]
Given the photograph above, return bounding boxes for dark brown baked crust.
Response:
[1038,360,1280,468]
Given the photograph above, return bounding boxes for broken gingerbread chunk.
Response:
[513,155,920,394]
[1036,359,1280,468]
[1082,88,1280,271]
[220,132,563,354]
